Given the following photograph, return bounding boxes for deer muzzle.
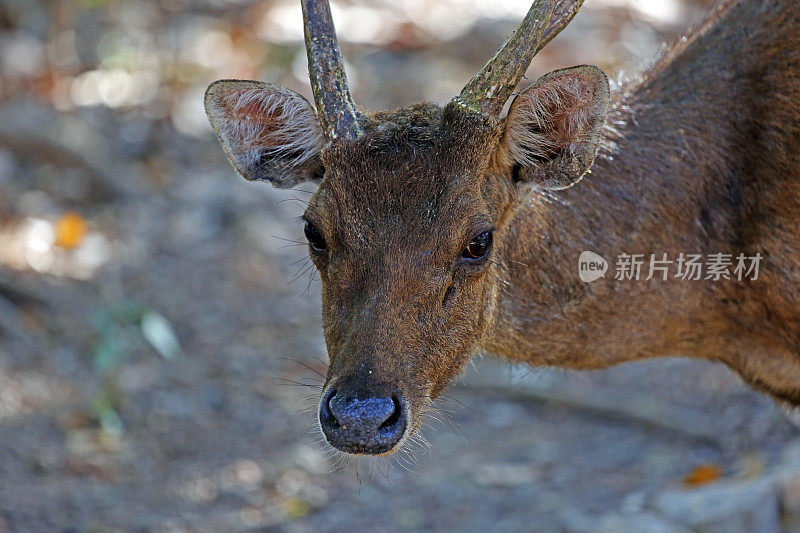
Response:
[318,377,409,455]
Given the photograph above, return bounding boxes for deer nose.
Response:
[319,387,407,454]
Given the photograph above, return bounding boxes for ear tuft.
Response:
[504,65,610,190]
[205,80,324,188]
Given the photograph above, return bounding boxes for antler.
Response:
[302,0,363,141]
[454,0,586,117]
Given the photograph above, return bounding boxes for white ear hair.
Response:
[507,76,595,166]
[221,86,322,169]
[504,65,610,190]
[205,81,324,187]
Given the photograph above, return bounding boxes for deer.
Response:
[205,0,800,456]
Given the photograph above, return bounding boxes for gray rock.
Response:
[653,478,779,533]
[598,512,691,533]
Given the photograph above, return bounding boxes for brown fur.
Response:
[485,0,800,403]
[208,0,800,452]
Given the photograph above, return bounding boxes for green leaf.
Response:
[141,311,181,360]
[92,334,121,374]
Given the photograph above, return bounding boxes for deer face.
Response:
[205,0,608,455]
[305,107,511,454]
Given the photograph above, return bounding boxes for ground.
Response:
[1,0,798,531]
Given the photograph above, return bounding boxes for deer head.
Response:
[205,0,609,455]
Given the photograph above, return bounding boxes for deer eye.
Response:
[462,231,493,260]
[304,220,326,252]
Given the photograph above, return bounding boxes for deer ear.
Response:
[205,80,325,188]
[503,65,610,190]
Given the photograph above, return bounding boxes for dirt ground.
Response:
[1,0,799,531]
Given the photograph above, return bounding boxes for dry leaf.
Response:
[683,463,722,487]
[284,497,311,518]
[55,212,87,249]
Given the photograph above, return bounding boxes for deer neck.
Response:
[485,55,752,369]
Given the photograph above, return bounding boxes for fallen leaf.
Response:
[683,463,722,487]
[284,497,310,518]
[55,211,87,249]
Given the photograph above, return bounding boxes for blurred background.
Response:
[1,0,799,531]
